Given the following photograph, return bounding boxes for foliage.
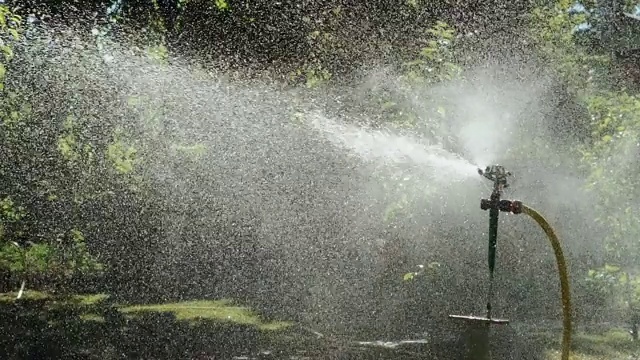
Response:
[402,21,461,85]
[2,0,640,331]
[529,0,610,93]
[582,87,640,305]
[372,21,463,223]
[403,262,441,281]
[0,4,136,291]
[0,5,19,89]
[584,93,640,267]
[528,0,640,316]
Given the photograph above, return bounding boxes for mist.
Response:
[6,18,621,350]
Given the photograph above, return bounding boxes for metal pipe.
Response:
[478,165,511,320]
[486,191,499,320]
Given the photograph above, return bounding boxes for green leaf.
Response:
[215,0,229,10]
[604,264,621,273]
[127,96,141,107]
[403,272,415,281]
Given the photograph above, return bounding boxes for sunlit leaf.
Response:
[403,273,415,281]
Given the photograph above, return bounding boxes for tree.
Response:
[529,0,640,319]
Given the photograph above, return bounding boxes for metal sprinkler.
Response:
[449,165,512,360]
[449,165,573,360]
[478,165,513,321]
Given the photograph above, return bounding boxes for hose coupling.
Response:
[480,199,523,214]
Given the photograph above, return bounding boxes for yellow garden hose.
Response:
[520,203,572,360]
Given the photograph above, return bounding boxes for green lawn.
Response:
[2,291,640,359]
[0,290,298,359]
[0,290,290,330]
[534,328,640,360]
[119,299,291,331]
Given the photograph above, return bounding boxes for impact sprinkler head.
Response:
[478,165,511,189]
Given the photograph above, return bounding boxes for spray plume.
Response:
[5,22,620,354]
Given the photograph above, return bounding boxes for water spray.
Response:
[449,165,572,360]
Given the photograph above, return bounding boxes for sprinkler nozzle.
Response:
[478,165,511,188]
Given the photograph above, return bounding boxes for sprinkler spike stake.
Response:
[478,165,512,320]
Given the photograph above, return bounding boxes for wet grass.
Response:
[0,290,109,305]
[0,291,289,330]
[0,290,295,359]
[120,299,291,331]
[534,328,640,360]
[2,291,640,359]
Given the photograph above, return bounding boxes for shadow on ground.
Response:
[0,292,576,360]
[0,292,294,360]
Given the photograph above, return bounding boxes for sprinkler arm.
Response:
[478,165,511,192]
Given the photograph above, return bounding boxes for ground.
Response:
[0,291,638,359]
[538,328,640,360]
[0,290,298,359]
